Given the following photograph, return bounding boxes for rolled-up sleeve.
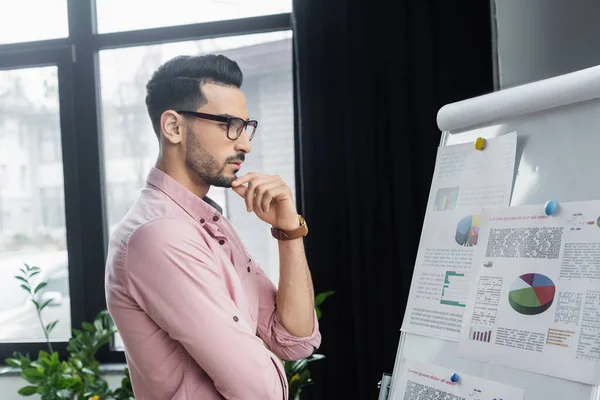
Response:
[255,267,322,361]
[126,218,287,400]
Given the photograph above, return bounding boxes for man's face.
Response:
[184,83,252,188]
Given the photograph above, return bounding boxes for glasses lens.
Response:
[227,118,243,140]
[246,122,257,141]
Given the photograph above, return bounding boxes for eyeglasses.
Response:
[176,110,258,141]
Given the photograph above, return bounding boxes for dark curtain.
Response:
[292,1,494,399]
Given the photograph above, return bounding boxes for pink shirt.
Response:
[105,167,321,400]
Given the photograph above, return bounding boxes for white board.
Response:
[391,65,600,400]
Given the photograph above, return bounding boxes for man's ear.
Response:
[160,110,183,144]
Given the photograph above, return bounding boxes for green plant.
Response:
[14,264,58,352]
[284,290,335,399]
[5,263,134,400]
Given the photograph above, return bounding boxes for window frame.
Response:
[0,45,86,362]
[0,0,294,365]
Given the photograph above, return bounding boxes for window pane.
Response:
[0,1,68,45]
[100,30,294,289]
[0,67,71,342]
[96,0,291,34]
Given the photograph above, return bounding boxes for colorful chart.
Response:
[455,215,480,246]
[508,273,556,315]
[433,187,459,211]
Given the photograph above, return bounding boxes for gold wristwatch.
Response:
[270,215,308,240]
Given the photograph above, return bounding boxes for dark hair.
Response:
[145,54,243,136]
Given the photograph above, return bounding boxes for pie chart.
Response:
[508,273,556,315]
[455,215,480,246]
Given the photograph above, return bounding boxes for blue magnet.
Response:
[544,200,559,216]
[450,373,459,383]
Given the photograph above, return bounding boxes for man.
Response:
[105,54,321,400]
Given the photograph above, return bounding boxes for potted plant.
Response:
[4,263,134,400]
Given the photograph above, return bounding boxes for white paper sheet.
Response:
[457,200,600,384]
[391,358,525,400]
[401,132,517,340]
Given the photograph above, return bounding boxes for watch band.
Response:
[270,215,308,240]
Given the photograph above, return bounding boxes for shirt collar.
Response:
[145,167,223,223]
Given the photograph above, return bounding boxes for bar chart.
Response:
[469,326,492,343]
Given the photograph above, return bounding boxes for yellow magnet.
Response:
[474,137,486,150]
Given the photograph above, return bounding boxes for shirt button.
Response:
[219,239,225,245]
[200,218,205,223]
[233,316,239,322]
[213,215,219,222]
[247,266,251,272]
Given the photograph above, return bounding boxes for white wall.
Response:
[0,373,122,400]
[494,0,600,89]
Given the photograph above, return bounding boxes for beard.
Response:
[185,133,243,188]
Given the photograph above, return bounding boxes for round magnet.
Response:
[450,373,459,383]
[474,137,486,150]
[544,200,559,216]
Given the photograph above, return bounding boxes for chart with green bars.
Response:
[440,270,471,307]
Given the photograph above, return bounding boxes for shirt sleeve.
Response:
[126,218,287,400]
[254,265,322,361]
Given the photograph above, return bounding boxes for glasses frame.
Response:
[176,110,258,141]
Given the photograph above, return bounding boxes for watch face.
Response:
[299,216,308,232]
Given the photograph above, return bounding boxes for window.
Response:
[0,67,70,343]
[0,0,294,363]
[40,187,66,229]
[100,31,294,284]
[0,0,69,45]
[39,129,62,163]
[96,0,291,34]
[20,166,27,192]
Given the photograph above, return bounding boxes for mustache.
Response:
[226,153,245,163]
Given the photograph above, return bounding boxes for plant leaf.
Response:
[17,386,38,396]
[314,290,335,307]
[29,271,41,278]
[40,299,54,311]
[5,357,21,367]
[56,389,73,398]
[45,320,59,333]
[24,263,31,271]
[21,368,46,384]
[307,353,325,362]
[34,282,48,294]
[20,284,31,293]
[14,275,28,284]
[82,322,95,332]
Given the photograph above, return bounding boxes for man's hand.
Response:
[231,173,299,230]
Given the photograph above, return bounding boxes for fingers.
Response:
[231,183,248,199]
[256,182,286,214]
[231,173,288,213]
[231,172,258,187]
[245,176,270,212]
